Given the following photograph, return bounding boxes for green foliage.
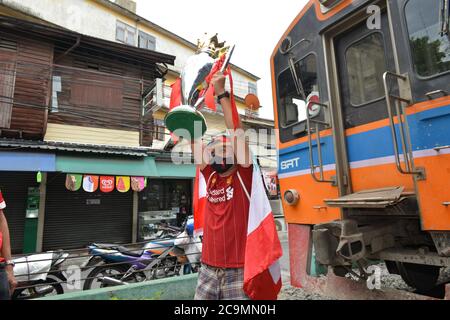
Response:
[410,36,450,76]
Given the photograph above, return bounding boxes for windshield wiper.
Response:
[440,0,449,36]
[288,57,307,101]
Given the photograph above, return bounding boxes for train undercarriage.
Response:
[310,188,450,297]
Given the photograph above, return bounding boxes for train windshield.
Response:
[405,0,450,77]
[277,54,318,128]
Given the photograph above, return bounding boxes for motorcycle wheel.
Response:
[12,279,64,300]
[83,265,140,291]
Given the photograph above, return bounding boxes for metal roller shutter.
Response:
[0,172,38,254]
[43,173,133,251]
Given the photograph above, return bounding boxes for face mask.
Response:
[211,156,234,174]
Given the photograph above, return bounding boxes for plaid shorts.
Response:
[194,264,249,300]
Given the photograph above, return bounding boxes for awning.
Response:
[0,138,150,157]
[56,155,158,177]
[0,151,56,172]
[156,162,196,178]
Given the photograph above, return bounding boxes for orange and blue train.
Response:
[271,0,450,295]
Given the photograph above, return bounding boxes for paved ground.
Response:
[278,232,290,280]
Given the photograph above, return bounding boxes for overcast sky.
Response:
[136,0,309,120]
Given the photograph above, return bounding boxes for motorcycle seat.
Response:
[91,243,143,257]
[91,243,120,249]
[117,247,143,257]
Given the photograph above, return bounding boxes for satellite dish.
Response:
[244,93,260,111]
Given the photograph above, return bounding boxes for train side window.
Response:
[277,54,318,128]
[405,0,450,77]
[345,33,387,106]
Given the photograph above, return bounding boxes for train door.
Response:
[400,0,450,232]
[330,8,416,204]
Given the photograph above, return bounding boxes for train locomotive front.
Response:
[271,0,450,296]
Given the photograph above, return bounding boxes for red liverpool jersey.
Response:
[200,165,253,268]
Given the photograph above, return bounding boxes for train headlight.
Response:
[284,189,299,206]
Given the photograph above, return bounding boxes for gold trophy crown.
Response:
[196,33,229,58]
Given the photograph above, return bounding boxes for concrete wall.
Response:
[3,0,116,41]
[38,273,198,300]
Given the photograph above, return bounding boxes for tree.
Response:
[410,36,450,76]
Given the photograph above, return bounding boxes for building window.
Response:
[138,31,156,51]
[248,82,257,95]
[51,75,62,113]
[345,33,386,106]
[153,119,165,141]
[70,72,124,109]
[116,20,136,46]
[405,0,450,77]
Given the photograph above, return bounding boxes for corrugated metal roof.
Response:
[0,138,153,157]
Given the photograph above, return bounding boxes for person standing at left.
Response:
[0,190,17,300]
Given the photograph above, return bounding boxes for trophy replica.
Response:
[165,34,235,140]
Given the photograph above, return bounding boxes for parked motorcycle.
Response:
[82,217,202,290]
[12,250,69,300]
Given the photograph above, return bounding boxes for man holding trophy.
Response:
[165,34,282,300]
[191,70,254,300]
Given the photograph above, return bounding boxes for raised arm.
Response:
[211,72,252,168]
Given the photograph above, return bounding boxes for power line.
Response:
[0,62,255,95]
[0,95,277,150]
[0,64,273,148]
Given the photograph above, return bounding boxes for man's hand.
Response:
[6,266,17,296]
[211,72,226,96]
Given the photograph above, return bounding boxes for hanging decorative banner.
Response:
[65,174,82,192]
[36,171,42,183]
[100,176,115,193]
[131,177,145,192]
[116,176,130,193]
[83,175,99,193]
